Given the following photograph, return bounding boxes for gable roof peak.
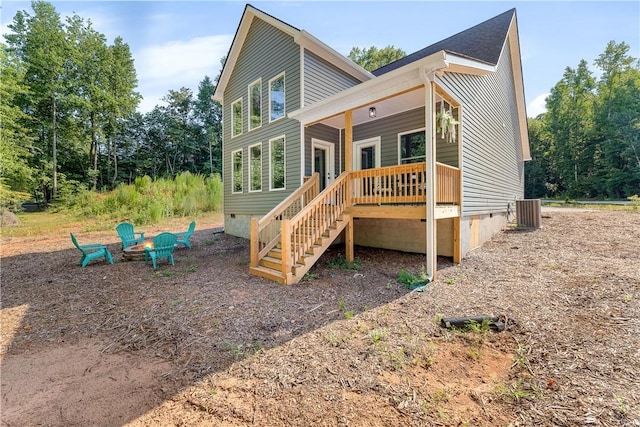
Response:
[373,8,517,76]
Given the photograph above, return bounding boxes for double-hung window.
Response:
[248,79,262,131]
[269,136,285,190]
[398,129,426,164]
[249,143,262,192]
[231,149,243,193]
[232,98,243,137]
[269,73,285,122]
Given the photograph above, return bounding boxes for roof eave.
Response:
[213,5,301,102]
[289,51,449,125]
[295,31,374,83]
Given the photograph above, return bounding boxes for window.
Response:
[232,149,243,193]
[399,129,426,164]
[248,79,262,131]
[249,143,262,192]
[269,73,285,122]
[269,136,285,190]
[232,98,243,137]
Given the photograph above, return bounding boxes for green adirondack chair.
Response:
[116,222,145,249]
[144,232,178,270]
[175,221,196,248]
[70,233,114,268]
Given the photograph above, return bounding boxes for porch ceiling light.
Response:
[369,107,377,118]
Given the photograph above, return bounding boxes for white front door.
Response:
[311,138,335,191]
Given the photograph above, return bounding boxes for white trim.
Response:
[311,138,336,188]
[352,137,381,170]
[397,127,426,164]
[248,142,262,192]
[268,72,286,123]
[231,148,243,194]
[300,122,306,185]
[269,135,287,191]
[299,45,305,109]
[247,78,262,132]
[231,97,243,138]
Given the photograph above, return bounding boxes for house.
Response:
[212,4,530,284]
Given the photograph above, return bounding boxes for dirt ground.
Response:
[1,208,639,426]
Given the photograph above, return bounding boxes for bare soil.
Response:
[1,208,639,426]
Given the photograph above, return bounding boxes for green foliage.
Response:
[327,254,362,270]
[529,41,640,199]
[59,172,222,225]
[348,45,406,71]
[397,267,428,288]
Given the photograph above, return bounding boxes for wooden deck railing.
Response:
[350,162,460,205]
[250,173,319,267]
[282,172,349,275]
[250,163,460,282]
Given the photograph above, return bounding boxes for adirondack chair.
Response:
[116,222,145,249]
[175,221,196,248]
[70,233,114,268]
[144,232,177,270]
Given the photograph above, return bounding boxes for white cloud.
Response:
[134,34,232,113]
[527,93,549,118]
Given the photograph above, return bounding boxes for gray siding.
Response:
[438,43,524,215]
[223,17,302,216]
[303,51,361,106]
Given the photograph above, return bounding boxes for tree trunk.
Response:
[52,95,57,198]
[91,112,98,190]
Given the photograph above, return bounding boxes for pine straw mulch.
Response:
[1,208,639,426]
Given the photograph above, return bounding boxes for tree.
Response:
[193,76,222,175]
[5,1,68,201]
[0,43,36,209]
[592,41,640,198]
[348,45,405,72]
[545,60,596,197]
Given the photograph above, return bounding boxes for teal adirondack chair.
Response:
[144,232,178,270]
[70,233,114,268]
[175,221,196,248]
[116,222,145,249]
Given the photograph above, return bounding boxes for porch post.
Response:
[423,73,437,281]
[345,110,353,172]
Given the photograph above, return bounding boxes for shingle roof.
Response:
[372,8,516,76]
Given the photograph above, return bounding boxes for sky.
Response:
[2,1,639,117]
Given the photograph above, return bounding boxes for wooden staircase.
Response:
[250,172,351,284]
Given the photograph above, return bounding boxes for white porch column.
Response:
[423,70,437,281]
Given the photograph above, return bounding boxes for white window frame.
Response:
[248,142,262,192]
[231,148,243,194]
[398,127,426,164]
[248,78,262,131]
[269,135,286,191]
[231,98,243,138]
[269,72,286,123]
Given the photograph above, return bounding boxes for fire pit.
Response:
[122,241,154,261]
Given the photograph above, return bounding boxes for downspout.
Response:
[420,64,445,282]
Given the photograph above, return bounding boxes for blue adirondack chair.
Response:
[175,221,196,248]
[70,233,114,268]
[116,222,145,249]
[144,232,178,270]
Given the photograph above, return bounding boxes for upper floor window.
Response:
[249,143,262,192]
[269,73,285,122]
[232,98,243,137]
[269,136,285,190]
[248,79,262,131]
[232,149,243,193]
[398,129,426,164]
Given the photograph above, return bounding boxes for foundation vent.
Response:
[516,199,542,229]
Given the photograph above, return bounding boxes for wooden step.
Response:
[250,265,287,284]
[260,255,282,271]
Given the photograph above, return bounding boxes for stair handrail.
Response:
[250,173,319,267]
[282,172,350,274]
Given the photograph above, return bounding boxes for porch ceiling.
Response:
[318,89,448,129]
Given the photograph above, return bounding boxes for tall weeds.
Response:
[62,172,223,225]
